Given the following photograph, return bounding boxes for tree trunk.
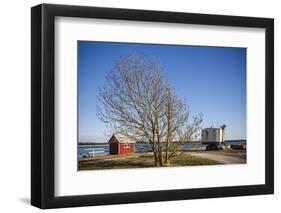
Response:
[153,151,159,166]
[163,158,170,167]
[158,152,163,166]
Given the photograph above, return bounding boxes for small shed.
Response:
[108,134,136,155]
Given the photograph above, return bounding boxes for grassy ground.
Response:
[78,153,222,171]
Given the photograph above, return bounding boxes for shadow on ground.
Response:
[19,197,30,205]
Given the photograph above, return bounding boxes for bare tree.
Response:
[97,54,202,166]
[163,88,203,165]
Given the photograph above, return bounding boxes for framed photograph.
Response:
[31,4,274,209]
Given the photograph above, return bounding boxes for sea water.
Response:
[78,140,246,157]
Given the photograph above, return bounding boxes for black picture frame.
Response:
[31,3,274,209]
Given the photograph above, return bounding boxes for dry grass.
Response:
[78,153,221,171]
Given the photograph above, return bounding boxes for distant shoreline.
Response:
[78,139,246,147]
[78,142,108,147]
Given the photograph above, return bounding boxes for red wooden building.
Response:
[108,134,135,155]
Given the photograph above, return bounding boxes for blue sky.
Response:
[78,41,246,142]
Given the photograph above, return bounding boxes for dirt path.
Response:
[190,152,246,164]
[79,153,149,163]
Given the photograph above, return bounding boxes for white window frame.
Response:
[124,143,130,148]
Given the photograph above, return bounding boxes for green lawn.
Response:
[78,153,221,171]
[171,154,222,166]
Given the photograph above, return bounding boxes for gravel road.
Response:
[190,152,246,164]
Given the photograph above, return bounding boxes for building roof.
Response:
[202,127,222,130]
[110,133,136,144]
